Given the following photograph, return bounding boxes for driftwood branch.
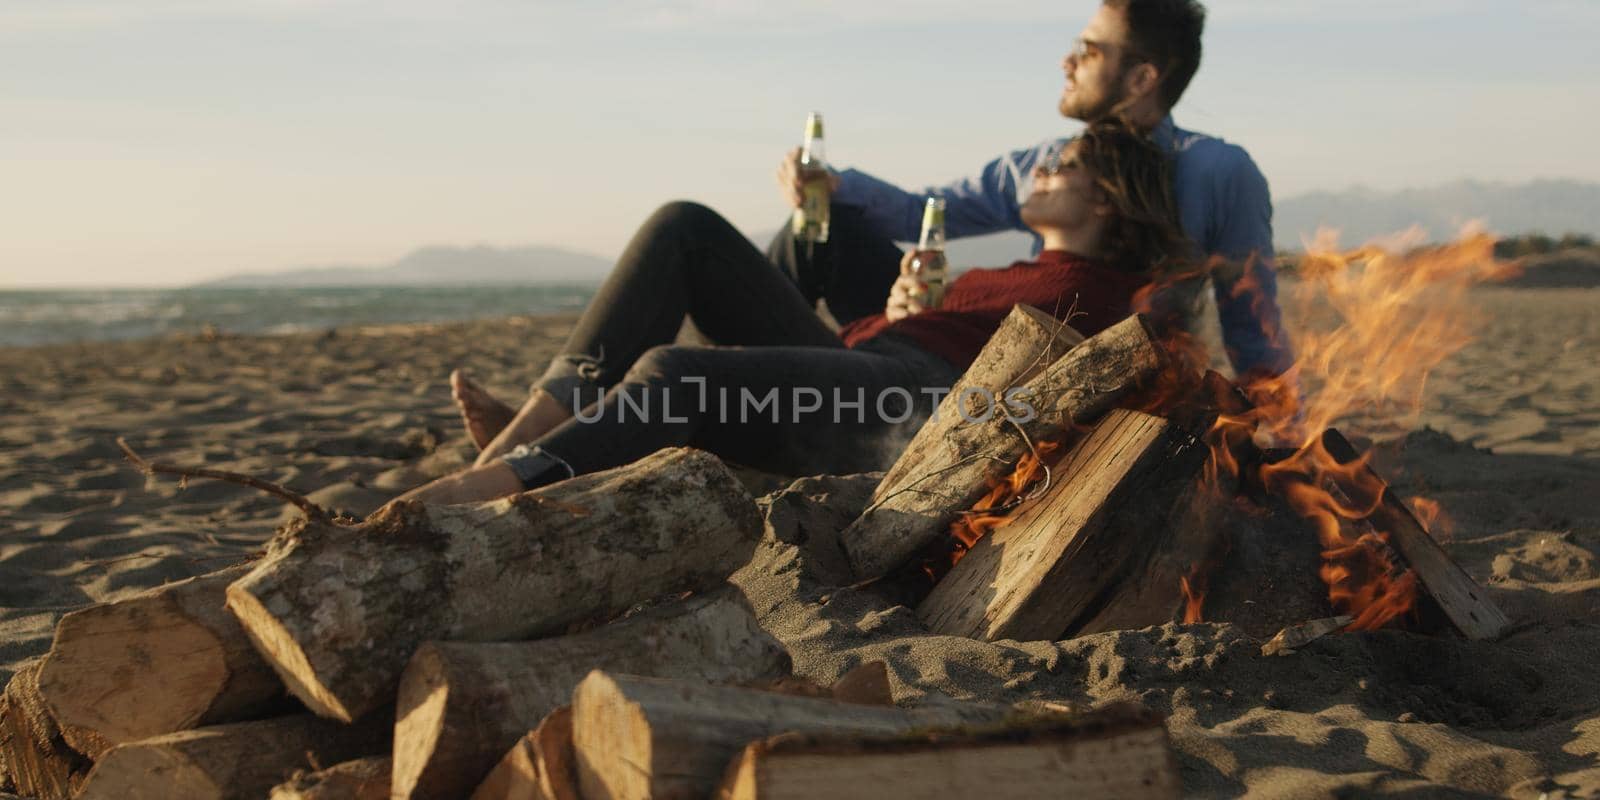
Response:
[117,437,332,522]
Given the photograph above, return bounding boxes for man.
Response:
[772,0,1293,380]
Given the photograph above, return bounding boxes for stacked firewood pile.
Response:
[0,306,1506,800]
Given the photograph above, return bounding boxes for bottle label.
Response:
[910,249,948,309]
[793,174,831,243]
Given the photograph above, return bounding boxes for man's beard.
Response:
[1058,72,1129,122]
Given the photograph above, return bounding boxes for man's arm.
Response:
[1208,149,1295,379]
[831,140,1058,243]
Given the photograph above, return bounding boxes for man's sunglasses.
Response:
[1068,37,1149,65]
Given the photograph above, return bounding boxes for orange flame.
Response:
[1221,230,1514,628]
[933,440,1063,578]
[1249,228,1518,445]
[1260,436,1418,629]
[1408,496,1452,542]
[1179,569,1207,623]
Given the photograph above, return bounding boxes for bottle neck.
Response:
[918,200,946,251]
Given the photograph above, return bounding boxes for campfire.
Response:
[1,235,1517,800]
[880,230,1516,645]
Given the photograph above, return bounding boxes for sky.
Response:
[1,0,1596,287]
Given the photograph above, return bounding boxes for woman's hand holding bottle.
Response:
[884,250,928,323]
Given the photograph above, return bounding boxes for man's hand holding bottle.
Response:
[776,146,840,209]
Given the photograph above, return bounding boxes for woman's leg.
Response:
[474,201,845,465]
[401,339,957,506]
[519,340,958,483]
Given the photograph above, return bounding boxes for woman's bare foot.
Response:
[451,369,517,451]
[474,389,575,467]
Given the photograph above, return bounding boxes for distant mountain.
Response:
[200,180,1600,287]
[195,244,612,288]
[1273,179,1600,250]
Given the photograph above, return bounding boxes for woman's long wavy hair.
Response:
[1072,118,1191,277]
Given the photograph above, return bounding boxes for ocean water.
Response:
[0,284,600,347]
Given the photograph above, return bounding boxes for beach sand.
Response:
[2,286,1597,797]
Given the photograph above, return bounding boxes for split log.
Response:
[77,712,390,800]
[843,313,1167,580]
[0,662,89,800]
[1320,430,1510,639]
[1053,382,1334,638]
[228,447,763,723]
[875,304,1084,496]
[571,671,1007,800]
[1068,398,1263,636]
[717,704,1180,800]
[270,756,391,800]
[1062,477,1227,636]
[918,409,1210,642]
[393,587,790,799]
[469,707,577,800]
[36,563,283,758]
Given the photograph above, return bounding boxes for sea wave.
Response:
[0,284,599,347]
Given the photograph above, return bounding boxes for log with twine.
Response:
[842,312,1168,580]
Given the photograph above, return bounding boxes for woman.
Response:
[399,119,1187,505]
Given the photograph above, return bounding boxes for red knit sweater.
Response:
[839,250,1149,371]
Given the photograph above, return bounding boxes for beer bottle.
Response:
[791,111,831,245]
[910,196,948,309]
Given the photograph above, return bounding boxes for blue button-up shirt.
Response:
[831,116,1294,377]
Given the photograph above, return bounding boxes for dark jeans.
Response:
[764,202,905,326]
[520,201,958,482]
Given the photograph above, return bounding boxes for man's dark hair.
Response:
[1103,0,1206,110]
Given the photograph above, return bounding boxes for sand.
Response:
[2,286,1597,798]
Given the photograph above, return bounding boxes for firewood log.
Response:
[917,409,1210,642]
[570,671,1007,800]
[716,704,1180,800]
[269,756,392,800]
[35,563,282,758]
[0,662,88,800]
[468,707,577,800]
[76,712,390,800]
[875,304,1083,496]
[843,314,1166,580]
[227,447,763,723]
[392,587,789,799]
